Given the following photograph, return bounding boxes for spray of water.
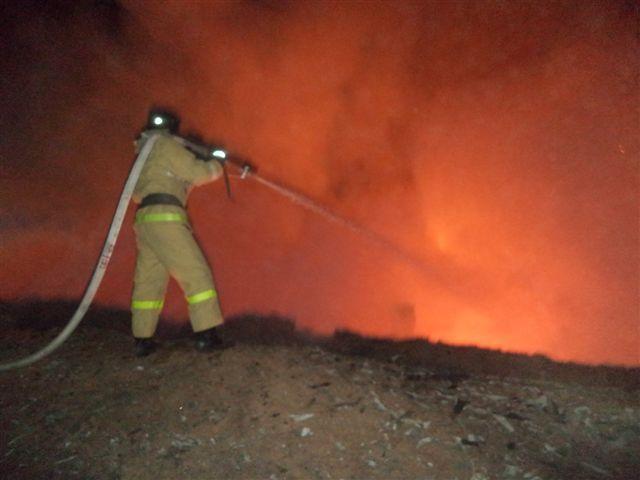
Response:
[250,173,439,283]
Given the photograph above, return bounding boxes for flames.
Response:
[0,0,638,366]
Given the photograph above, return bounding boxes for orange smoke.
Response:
[0,0,638,366]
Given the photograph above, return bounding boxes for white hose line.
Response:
[0,135,160,371]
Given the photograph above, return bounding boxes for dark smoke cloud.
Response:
[1,0,638,365]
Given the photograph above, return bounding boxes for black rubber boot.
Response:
[194,327,227,352]
[134,338,157,357]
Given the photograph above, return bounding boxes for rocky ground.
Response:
[0,301,638,480]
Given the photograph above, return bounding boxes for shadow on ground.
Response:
[1,299,637,391]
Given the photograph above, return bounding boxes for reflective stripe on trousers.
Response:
[187,289,217,304]
[132,290,214,310]
[132,299,164,310]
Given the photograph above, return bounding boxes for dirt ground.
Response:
[0,301,638,480]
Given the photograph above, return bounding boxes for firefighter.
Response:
[130,108,226,357]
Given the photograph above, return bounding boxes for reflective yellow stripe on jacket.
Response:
[135,212,187,224]
[186,289,217,305]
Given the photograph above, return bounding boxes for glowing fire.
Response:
[0,0,637,366]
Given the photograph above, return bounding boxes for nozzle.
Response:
[211,149,227,159]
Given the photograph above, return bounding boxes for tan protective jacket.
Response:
[133,131,223,205]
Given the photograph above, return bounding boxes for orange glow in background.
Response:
[0,0,638,366]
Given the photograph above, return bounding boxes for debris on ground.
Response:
[0,302,638,479]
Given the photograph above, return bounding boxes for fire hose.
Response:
[0,134,248,371]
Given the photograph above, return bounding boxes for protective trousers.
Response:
[131,206,223,338]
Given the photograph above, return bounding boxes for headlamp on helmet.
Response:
[146,108,179,133]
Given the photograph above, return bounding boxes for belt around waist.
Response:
[138,193,184,209]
